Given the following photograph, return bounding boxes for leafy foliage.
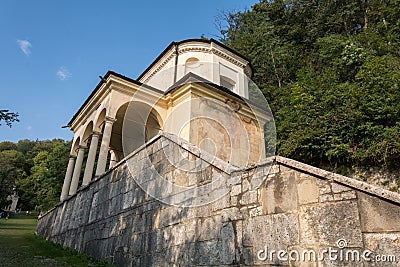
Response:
[0,139,71,211]
[0,109,19,127]
[220,0,400,170]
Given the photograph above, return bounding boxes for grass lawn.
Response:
[0,213,112,267]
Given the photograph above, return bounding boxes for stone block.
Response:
[249,206,262,217]
[220,222,236,264]
[358,192,400,232]
[333,191,356,201]
[242,178,250,192]
[243,214,299,251]
[320,194,334,203]
[211,193,231,211]
[227,174,241,186]
[239,190,258,205]
[230,196,238,206]
[170,224,187,246]
[363,233,400,267]
[199,216,222,241]
[332,182,351,193]
[220,207,243,222]
[230,184,241,196]
[131,233,144,256]
[189,240,220,266]
[187,172,198,186]
[299,200,363,247]
[261,172,298,214]
[297,177,319,205]
[242,247,253,266]
[122,191,133,210]
[316,178,332,195]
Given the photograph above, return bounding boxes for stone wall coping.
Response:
[161,132,239,174]
[41,134,400,221]
[273,155,400,205]
[112,132,239,174]
[40,132,239,219]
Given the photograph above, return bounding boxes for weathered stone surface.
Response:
[37,136,400,267]
[249,206,262,217]
[239,190,258,205]
[333,190,356,201]
[243,213,299,250]
[299,200,363,247]
[261,171,298,214]
[317,179,332,194]
[320,194,334,203]
[297,176,319,205]
[199,216,222,241]
[363,233,400,267]
[331,182,351,193]
[358,191,400,232]
[230,184,241,196]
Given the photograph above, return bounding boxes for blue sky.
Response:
[0,0,258,142]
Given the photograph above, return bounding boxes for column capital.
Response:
[78,145,87,150]
[105,116,117,124]
[91,131,101,137]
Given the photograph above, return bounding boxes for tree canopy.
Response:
[220,0,400,172]
[0,139,71,211]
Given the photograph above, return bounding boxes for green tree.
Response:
[0,139,71,211]
[0,150,26,208]
[16,140,71,211]
[220,0,400,171]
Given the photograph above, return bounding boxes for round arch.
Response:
[94,108,107,132]
[81,121,94,146]
[185,57,200,74]
[71,137,81,156]
[110,101,163,163]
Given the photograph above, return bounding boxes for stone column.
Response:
[109,150,117,170]
[60,155,76,201]
[82,131,101,186]
[95,116,116,175]
[69,145,86,195]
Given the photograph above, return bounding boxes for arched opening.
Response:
[110,102,162,164]
[79,122,94,185]
[145,112,161,142]
[82,122,94,146]
[71,137,81,156]
[95,108,106,132]
[185,57,200,74]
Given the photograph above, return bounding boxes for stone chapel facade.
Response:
[60,39,269,202]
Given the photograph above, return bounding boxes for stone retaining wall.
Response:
[37,134,400,266]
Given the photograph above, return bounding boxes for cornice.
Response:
[70,74,165,132]
[70,82,110,132]
[165,82,271,125]
[141,41,251,84]
[141,50,176,83]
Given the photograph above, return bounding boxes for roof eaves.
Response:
[67,70,162,127]
[137,38,254,81]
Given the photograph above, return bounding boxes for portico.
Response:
[60,39,270,201]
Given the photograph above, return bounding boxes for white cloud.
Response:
[56,67,71,81]
[17,39,32,56]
